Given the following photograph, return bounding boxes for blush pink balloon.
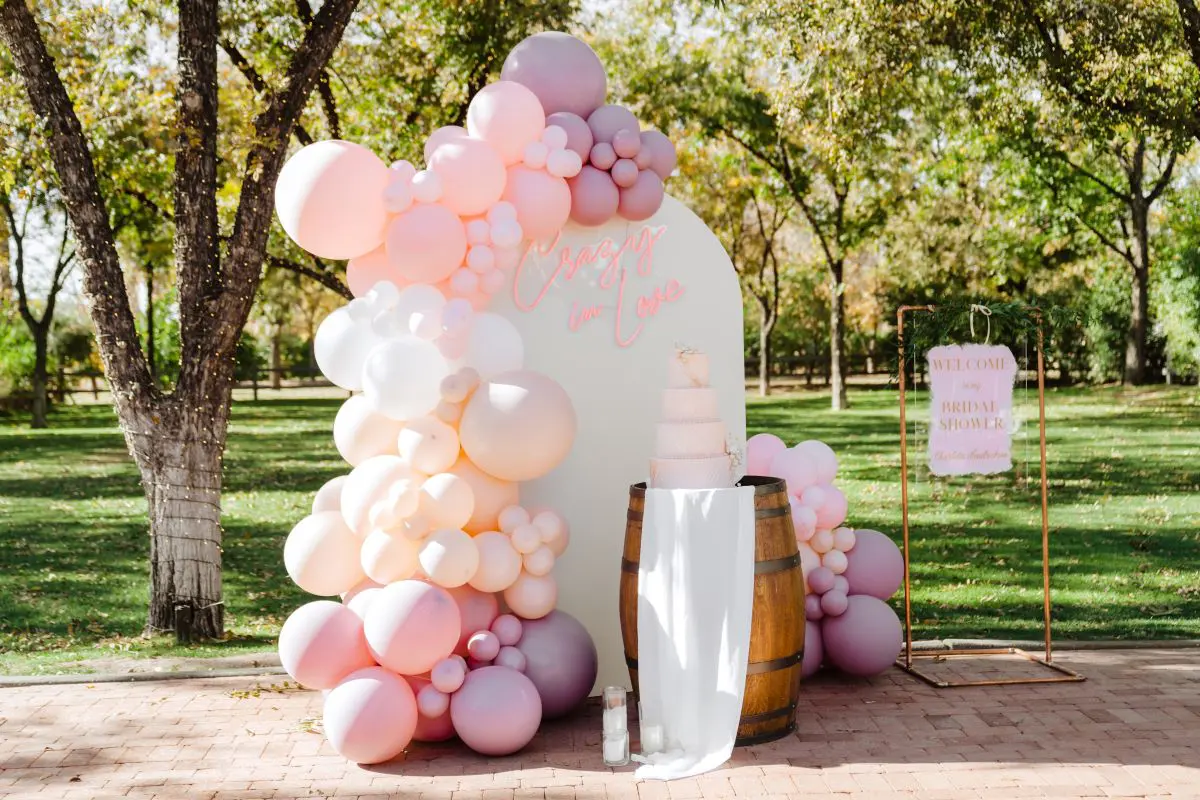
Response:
[494,645,527,672]
[610,159,639,188]
[490,613,524,646]
[795,440,839,484]
[801,620,824,679]
[278,601,375,690]
[430,656,467,693]
[385,203,467,284]
[467,82,546,165]
[790,497,818,541]
[841,529,904,600]
[770,448,820,497]
[363,580,461,675]
[586,104,639,144]
[403,674,456,742]
[284,512,365,597]
[612,128,641,159]
[347,246,403,298]
[342,577,383,604]
[417,684,450,718]
[746,433,788,476]
[501,166,571,241]
[639,130,677,180]
[501,32,607,118]
[467,630,501,662]
[617,170,664,221]
[450,666,542,755]
[429,137,507,216]
[447,455,519,534]
[424,124,468,162]
[814,484,848,529]
[546,112,594,160]
[446,583,500,655]
[459,370,577,482]
[323,667,418,764]
[346,587,383,620]
[503,572,557,619]
[275,140,390,260]
[821,595,903,677]
[567,166,619,226]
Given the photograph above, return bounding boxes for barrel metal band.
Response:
[627,650,802,676]
[738,702,797,725]
[627,505,790,523]
[734,720,796,747]
[623,554,798,576]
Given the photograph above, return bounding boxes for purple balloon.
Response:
[611,159,639,188]
[546,112,594,161]
[832,575,849,595]
[589,142,617,170]
[513,610,598,718]
[639,130,677,180]
[568,166,619,227]
[804,593,824,621]
[450,666,542,755]
[587,104,640,145]
[821,595,902,677]
[801,620,823,679]
[635,148,653,169]
[808,566,836,595]
[617,170,664,221]
[501,32,608,118]
[842,530,903,601]
[820,589,849,617]
[612,128,641,159]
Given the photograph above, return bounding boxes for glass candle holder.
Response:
[601,686,629,766]
[603,731,630,766]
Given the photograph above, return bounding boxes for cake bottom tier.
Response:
[649,455,734,490]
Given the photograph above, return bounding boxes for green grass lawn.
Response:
[0,385,1197,675]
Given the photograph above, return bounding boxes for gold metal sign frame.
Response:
[895,305,1085,688]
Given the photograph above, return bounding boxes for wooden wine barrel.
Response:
[618,476,806,746]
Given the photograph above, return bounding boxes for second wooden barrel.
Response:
[618,476,806,746]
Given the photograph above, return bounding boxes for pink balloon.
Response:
[746,433,788,476]
[323,667,418,764]
[342,577,382,604]
[588,142,617,170]
[417,684,450,718]
[808,566,836,595]
[833,574,849,595]
[769,448,819,497]
[430,656,467,693]
[612,128,641,159]
[467,630,501,662]
[841,529,904,601]
[403,674,456,742]
[639,130,677,180]
[501,166,571,242]
[821,595,903,677]
[490,613,524,646]
[284,512,365,597]
[363,580,461,675]
[467,82,546,165]
[494,645,527,672]
[450,666,542,756]
[801,485,827,511]
[386,203,468,285]
[804,594,824,621]
[610,159,639,188]
[796,440,839,484]
[429,137,507,216]
[815,484,848,529]
[424,124,468,162]
[801,620,824,679]
[546,112,594,160]
[790,497,817,541]
[446,583,500,655]
[820,589,849,617]
[567,166,619,226]
[503,572,557,619]
[587,104,639,144]
[500,32,607,118]
[278,601,375,690]
[347,246,403,298]
[447,455,519,535]
[459,370,577,482]
[275,140,390,260]
[617,170,664,221]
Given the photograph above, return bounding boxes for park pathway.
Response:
[1,648,1199,799]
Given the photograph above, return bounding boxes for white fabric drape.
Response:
[634,486,756,781]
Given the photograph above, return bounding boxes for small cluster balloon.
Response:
[746,434,906,679]
[274,31,642,764]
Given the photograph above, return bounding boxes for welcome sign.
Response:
[926,344,1017,476]
[491,195,747,689]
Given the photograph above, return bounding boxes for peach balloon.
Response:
[528,507,571,557]
[446,583,500,654]
[419,528,480,588]
[341,456,421,536]
[424,124,468,162]
[403,674,456,742]
[797,542,820,592]
[312,475,348,514]
[275,140,390,260]
[468,531,523,593]
[278,601,375,690]
[347,245,403,298]
[346,586,383,620]
[385,203,467,284]
[498,505,530,534]
[398,416,461,475]
[363,580,461,675]
[429,137,507,216]
[459,370,577,482]
[342,577,383,604]
[501,166,571,241]
[447,455,519,534]
[323,667,418,764]
[360,529,422,585]
[503,572,557,619]
[334,395,404,467]
[523,545,555,577]
[466,81,546,165]
[418,473,476,531]
[284,512,365,596]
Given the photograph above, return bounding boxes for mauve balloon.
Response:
[501,32,608,118]
[639,130,677,180]
[587,104,640,145]
[450,666,542,755]
[617,170,664,221]
[821,595,902,677]
[568,166,619,226]
[546,112,594,161]
[841,529,903,600]
[801,620,823,679]
[514,610,598,718]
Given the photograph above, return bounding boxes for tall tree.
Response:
[0,0,359,638]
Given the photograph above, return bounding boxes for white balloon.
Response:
[454,312,524,380]
[312,475,349,514]
[314,306,383,391]
[333,395,404,467]
[361,336,449,421]
[341,455,421,535]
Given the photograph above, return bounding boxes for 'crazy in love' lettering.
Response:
[512,225,682,347]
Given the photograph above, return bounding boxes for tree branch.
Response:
[1054,149,1130,203]
[1147,150,1178,203]
[295,0,341,138]
[220,40,315,146]
[266,254,352,299]
[1176,0,1200,76]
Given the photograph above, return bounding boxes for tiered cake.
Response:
[649,349,734,489]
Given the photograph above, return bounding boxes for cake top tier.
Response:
[666,349,709,388]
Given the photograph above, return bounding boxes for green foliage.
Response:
[0,309,36,396]
[234,333,266,382]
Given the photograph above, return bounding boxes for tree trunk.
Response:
[1125,197,1152,385]
[271,328,283,390]
[757,298,775,398]
[0,209,11,304]
[829,266,849,410]
[31,327,48,429]
[146,267,156,383]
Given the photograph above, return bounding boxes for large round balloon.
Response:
[745,433,787,477]
[363,580,461,675]
[361,336,449,421]
[821,595,903,677]
[801,619,823,679]
[500,32,607,119]
[617,169,664,221]
[468,531,523,593]
[567,166,619,227]
[314,306,382,392]
[323,667,418,764]
[513,610,597,718]
[466,82,546,165]
[458,370,577,482]
[446,583,500,655]
[275,140,390,260]
[418,473,476,531]
[284,512,365,596]
[428,137,507,215]
[418,528,480,589]
[385,203,468,285]
[455,312,524,380]
[447,455,519,534]
[398,416,460,475]
[312,475,348,514]
[278,601,375,690]
[795,440,839,484]
[403,674,456,742]
[450,666,542,755]
[334,395,404,467]
[841,529,904,600]
[501,166,571,242]
[340,455,420,535]
[360,529,421,585]
[546,111,594,160]
[346,245,399,298]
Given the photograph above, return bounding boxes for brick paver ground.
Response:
[2,648,1199,799]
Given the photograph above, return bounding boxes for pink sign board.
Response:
[926,344,1017,476]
